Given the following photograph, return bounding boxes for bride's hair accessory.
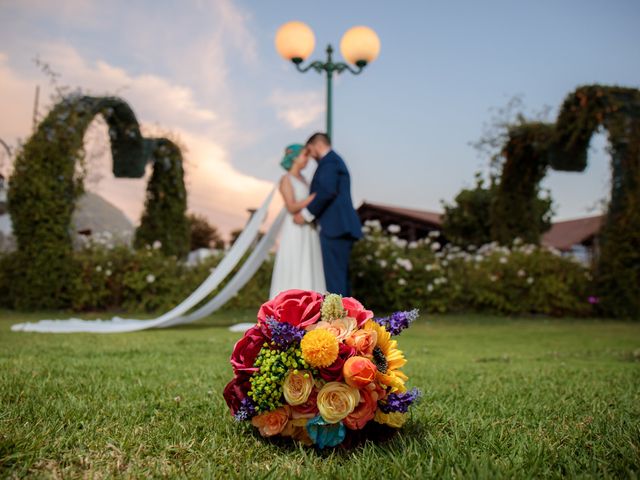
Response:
[281,144,304,171]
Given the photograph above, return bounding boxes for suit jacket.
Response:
[306,150,363,240]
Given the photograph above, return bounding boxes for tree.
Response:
[229,228,264,247]
[442,173,552,248]
[229,228,242,247]
[188,213,225,250]
[441,174,494,248]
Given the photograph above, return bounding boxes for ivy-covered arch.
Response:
[8,95,189,308]
[491,85,640,317]
[134,138,189,256]
[490,122,555,245]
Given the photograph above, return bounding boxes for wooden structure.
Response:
[357,202,442,241]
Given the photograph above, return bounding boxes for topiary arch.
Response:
[133,138,189,256]
[8,95,189,309]
[491,85,640,318]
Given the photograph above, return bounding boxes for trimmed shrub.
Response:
[134,139,190,258]
[68,236,272,314]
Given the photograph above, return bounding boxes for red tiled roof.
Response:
[541,215,604,250]
[358,202,442,226]
[359,202,603,250]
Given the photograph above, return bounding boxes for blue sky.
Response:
[1,0,639,235]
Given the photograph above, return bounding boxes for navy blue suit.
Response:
[306,150,362,296]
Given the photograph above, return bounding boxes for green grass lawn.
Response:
[1,310,639,478]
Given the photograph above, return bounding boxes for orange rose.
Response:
[251,406,290,437]
[345,329,377,357]
[343,356,377,389]
[344,383,382,430]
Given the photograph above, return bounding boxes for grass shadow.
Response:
[245,420,426,458]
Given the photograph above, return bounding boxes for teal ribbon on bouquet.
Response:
[306,416,346,449]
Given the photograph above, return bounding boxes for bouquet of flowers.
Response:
[223,289,421,448]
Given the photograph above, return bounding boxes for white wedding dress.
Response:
[269,174,326,298]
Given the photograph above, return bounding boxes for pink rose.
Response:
[342,297,374,327]
[230,325,268,374]
[223,373,252,416]
[258,289,323,329]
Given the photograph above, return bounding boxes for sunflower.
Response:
[364,320,408,393]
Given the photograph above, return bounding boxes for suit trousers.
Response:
[320,234,354,297]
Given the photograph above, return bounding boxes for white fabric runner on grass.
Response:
[11,189,282,334]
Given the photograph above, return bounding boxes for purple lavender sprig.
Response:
[378,388,421,414]
[234,397,257,421]
[265,317,306,349]
[374,309,419,335]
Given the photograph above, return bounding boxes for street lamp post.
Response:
[275,22,380,140]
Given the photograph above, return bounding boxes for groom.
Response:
[293,133,362,296]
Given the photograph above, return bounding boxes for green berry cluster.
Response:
[321,293,345,322]
[248,343,312,412]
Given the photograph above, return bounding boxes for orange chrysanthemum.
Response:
[300,328,339,368]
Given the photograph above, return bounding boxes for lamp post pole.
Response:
[276,23,379,141]
[291,45,366,140]
[326,45,333,138]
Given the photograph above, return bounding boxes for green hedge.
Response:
[490,123,554,245]
[65,238,271,314]
[0,227,595,317]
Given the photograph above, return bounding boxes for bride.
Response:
[269,144,326,298]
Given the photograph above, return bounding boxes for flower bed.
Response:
[351,221,593,316]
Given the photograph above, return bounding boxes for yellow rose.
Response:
[283,370,314,406]
[374,410,407,428]
[317,381,360,424]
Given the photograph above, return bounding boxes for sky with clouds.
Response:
[1,0,639,238]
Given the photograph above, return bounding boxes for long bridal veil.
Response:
[11,188,284,334]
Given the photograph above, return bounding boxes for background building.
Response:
[357,201,603,264]
[0,183,134,252]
